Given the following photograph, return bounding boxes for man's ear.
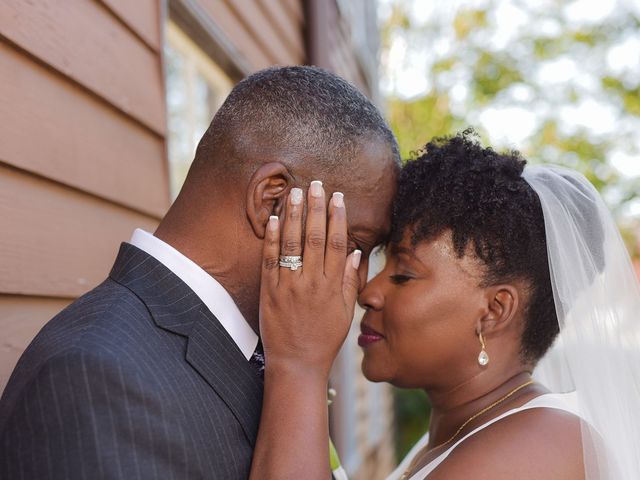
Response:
[246,162,294,238]
[477,284,520,336]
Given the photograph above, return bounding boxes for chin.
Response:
[361,357,391,383]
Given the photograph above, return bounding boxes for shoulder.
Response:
[428,407,584,480]
[27,279,152,354]
[3,281,159,403]
[0,346,180,478]
[57,278,150,326]
[1,346,132,431]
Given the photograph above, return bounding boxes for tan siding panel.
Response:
[0,43,169,218]
[0,0,166,134]
[282,0,304,24]
[0,166,159,298]
[226,0,301,65]
[329,27,369,95]
[259,0,305,60]
[197,0,272,71]
[0,295,70,394]
[99,0,162,51]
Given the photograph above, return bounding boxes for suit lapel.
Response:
[109,243,263,445]
[186,308,263,445]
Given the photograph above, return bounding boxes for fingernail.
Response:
[310,180,323,198]
[352,250,362,269]
[332,192,344,208]
[290,188,303,206]
[268,215,279,231]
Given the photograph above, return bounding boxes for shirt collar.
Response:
[128,229,258,360]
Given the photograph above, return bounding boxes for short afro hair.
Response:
[391,129,557,363]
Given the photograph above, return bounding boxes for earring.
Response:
[478,332,489,366]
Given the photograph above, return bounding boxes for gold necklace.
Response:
[400,379,534,480]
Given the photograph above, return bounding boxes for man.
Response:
[0,66,399,478]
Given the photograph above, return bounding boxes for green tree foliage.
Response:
[380,0,639,250]
[393,388,429,460]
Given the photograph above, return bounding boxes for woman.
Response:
[249,132,640,479]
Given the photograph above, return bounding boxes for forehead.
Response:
[347,195,392,244]
[392,229,485,279]
[344,165,397,244]
[350,152,397,241]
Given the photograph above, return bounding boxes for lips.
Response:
[358,324,384,347]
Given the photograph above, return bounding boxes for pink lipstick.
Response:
[358,324,384,347]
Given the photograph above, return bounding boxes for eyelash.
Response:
[389,274,412,284]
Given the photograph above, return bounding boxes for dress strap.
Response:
[405,392,580,479]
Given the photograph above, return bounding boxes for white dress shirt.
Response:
[129,229,259,360]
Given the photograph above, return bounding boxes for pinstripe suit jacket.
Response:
[0,243,264,479]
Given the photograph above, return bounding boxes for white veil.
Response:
[524,165,640,479]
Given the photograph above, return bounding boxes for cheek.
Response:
[386,286,461,336]
[385,287,480,362]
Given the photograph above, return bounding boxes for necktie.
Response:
[249,340,265,379]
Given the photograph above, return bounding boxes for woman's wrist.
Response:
[264,358,331,386]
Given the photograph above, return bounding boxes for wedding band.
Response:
[279,255,302,271]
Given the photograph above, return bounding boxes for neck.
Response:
[155,202,262,333]
[426,369,535,447]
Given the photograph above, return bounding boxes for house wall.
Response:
[170,0,305,79]
[0,0,168,391]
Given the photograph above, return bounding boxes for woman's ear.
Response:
[246,162,294,238]
[478,284,520,336]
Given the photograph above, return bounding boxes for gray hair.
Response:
[193,66,400,179]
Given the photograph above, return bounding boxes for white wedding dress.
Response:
[386,392,581,480]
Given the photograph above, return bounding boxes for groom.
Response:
[0,66,399,478]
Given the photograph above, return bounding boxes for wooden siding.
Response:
[326,12,370,96]
[0,296,71,392]
[0,164,159,298]
[0,0,168,394]
[0,42,168,217]
[305,0,374,98]
[1,0,166,135]
[197,0,305,72]
[101,0,162,51]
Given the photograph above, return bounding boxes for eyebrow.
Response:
[388,244,413,256]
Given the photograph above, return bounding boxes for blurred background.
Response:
[378,0,640,461]
[1,1,638,479]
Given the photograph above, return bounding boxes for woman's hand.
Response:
[259,180,362,379]
[249,180,361,480]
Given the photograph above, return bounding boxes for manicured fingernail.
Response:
[352,250,362,269]
[310,180,323,198]
[332,192,344,208]
[268,215,279,231]
[290,188,303,205]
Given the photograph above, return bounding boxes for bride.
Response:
[248,131,640,479]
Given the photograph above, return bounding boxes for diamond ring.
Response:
[279,255,302,271]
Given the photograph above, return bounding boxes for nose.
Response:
[356,255,370,293]
[357,269,385,311]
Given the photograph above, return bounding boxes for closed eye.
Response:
[389,274,412,284]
